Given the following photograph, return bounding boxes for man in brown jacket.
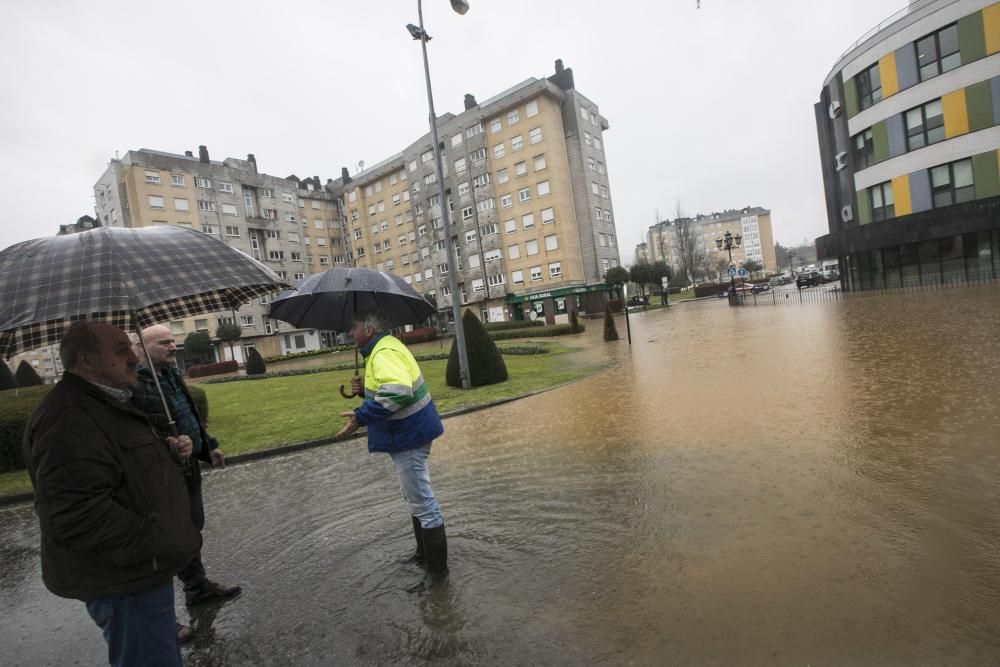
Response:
[23,321,200,667]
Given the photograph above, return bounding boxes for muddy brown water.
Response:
[3,287,999,665]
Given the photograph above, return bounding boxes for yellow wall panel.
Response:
[879,53,899,97]
[892,175,912,217]
[984,3,1000,54]
[942,89,970,138]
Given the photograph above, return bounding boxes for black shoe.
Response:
[399,516,426,564]
[421,524,448,575]
[185,580,242,606]
[176,623,194,644]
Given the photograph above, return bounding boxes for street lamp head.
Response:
[406,23,430,40]
[735,233,743,247]
[715,238,724,251]
[450,0,470,14]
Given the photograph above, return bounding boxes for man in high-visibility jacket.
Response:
[336,309,448,574]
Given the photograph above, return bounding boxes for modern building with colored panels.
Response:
[639,207,778,279]
[93,147,348,361]
[815,0,1000,290]
[327,60,622,325]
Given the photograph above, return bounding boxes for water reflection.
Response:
[3,287,1000,665]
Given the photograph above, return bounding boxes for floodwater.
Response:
[3,286,1000,665]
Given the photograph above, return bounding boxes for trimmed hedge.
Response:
[245,348,267,375]
[489,324,581,341]
[186,361,238,378]
[264,345,354,363]
[397,327,439,344]
[484,320,543,332]
[447,311,507,388]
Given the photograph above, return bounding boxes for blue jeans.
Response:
[389,442,443,528]
[85,581,182,667]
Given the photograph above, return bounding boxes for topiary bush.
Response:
[603,303,620,342]
[0,361,16,390]
[569,310,583,334]
[186,384,209,423]
[0,384,54,472]
[446,311,508,388]
[15,361,44,387]
[245,347,267,376]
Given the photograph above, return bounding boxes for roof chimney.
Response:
[247,153,257,172]
[555,59,564,73]
[184,150,193,157]
[198,145,209,163]
[341,167,351,184]
[463,93,477,110]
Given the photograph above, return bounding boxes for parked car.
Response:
[821,269,840,282]
[627,295,649,307]
[796,271,822,288]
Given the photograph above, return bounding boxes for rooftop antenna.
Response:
[356,160,364,175]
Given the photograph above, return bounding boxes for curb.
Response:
[0,374,593,509]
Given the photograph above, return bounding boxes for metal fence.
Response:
[733,274,1000,307]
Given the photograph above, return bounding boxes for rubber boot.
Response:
[421,524,448,575]
[400,516,425,564]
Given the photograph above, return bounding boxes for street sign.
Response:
[661,277,669,289]
[738,268,749,278]
[728,266,738,277]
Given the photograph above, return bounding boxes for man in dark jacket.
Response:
[131,324,241,606]
[23,321,200,667]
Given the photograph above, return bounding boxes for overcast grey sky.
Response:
[0,0,905,263]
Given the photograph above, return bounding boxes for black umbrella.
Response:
[267,266,437,397]
[0,225,291,430]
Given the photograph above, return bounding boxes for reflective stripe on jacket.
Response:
[354,334,443,453]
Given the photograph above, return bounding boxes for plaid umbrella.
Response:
[0,225,291,358]
[267,266,436,397]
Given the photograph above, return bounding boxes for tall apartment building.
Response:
[815,0,1000,290]
[327,60,622,324]
[93,147,348,360]
[639,207,777,278]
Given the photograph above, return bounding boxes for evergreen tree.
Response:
[215,322,242,361]
[569,309,583,334]
[184,331,213,365]
[245,347,267,375]
[603,303,620,342]
[446,310,508,388]
[0,360,17,390]
[15,360,44,386]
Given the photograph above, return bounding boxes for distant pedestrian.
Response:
[131,324,242,609]
[23,321,199,667]
[335,308,448,574]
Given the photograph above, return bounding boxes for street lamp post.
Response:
[715,230,743,305]
[408,0,472,389]
[787,250,794,276]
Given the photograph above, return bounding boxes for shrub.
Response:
[489,324,579,341]
[186,384,209,423]
[446,310,507,388]
[245,348,267,376]
[569,310,583,334]
[184,331,213,364]
[15,361,44,387]
[694,283,725,298]
[603,303,620,341]
[0,361,16,390]
[484,320,543,332]
[607,299,623,312]
[186,361,239,379]
[264,345,354,363]
[397,327,439,344]
[0,384,54,472]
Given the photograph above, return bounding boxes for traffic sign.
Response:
[727,266,737,277]
[738,268,749,278]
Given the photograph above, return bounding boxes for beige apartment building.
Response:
[328,60,622,324]
[640,207,778,281]
[93,147,347,362]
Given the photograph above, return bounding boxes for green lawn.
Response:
[1,340,603,498]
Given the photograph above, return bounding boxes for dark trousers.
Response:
[177,460,206,591]
[85,581,182,667]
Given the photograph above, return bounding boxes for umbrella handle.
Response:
[339,383,358,399]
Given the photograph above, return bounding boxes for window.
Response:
[515,161,527,177]
[418,224,427,238]
[408,160,417,173]
[507,244,521,260]
[288,232,299,243]
[195,177,211,188]
[595,207,603,222]
[592,182,601,196]
[597,162,605,175]
[518,187,531,203]
[544,234,558,251]
[468,254,481,269]
[313,219,324,229]
[377,200,385,212]
[497,168,509,184]
[504,219,517,234]
[856,62,882,111]
[905,99,944,151]
[385,259,394,270]
[171,174,184,187]
[454,157,466,174]
[173,198,190,212]
[219,182,234,193]
[240,315,255,327]
[434,239,446,251]
[148,195,165,209]
[201,224,218,235]
[268,250,284,261]
[286,212,296,222]
[529,127,542,144]
[530,266,543,281]
[533,155,546,171]
[541,207,554,224]
[374,181,382,193]
[500,194,513,209]
[424,172,437,185]
[465,123,484,138]
[537,181,550,197]
[511,135,524,152]
[450,133,463,148]
[508,109,520,126]
[853,128,875,169]
[219,203,237,216]
[526,239,539,256]
[383,240,391,251]
[225,225,240,237]
[380,220,389,232]
[458,181,471,198]
[484,249,501,262]
[601,185,609,199]
[461,206,474,221]
[930,158,974,208]
[916,24,960,81]
[424,269,434,280]
[353,229,363,240]
[522,213,535,229]
[470,147,487,162]
[594,136,603,151]
[474,173,491,187]
[144,170,161,184]
[356,247,366,257]
[494,143,506,159]
[588,157,596,171]
[290,252,303,261]
[526,99,538,117]
[436,262,449,275]
[319,256,330,265]
[477,198,495,213]
[548,262,562,278]
[511,270,524,285]
[480,222,499,237]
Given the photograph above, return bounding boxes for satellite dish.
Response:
[357,160,365,173]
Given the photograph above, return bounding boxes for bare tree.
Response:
[673,200,704,285]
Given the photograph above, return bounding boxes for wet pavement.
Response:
[3,286,1000,665]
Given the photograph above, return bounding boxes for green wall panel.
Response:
[966,81,994,131]
[857,190,872,225]
[973,151,1000,199]
[959,12,987,63]
[843,77,859,118]
[872,121,889,162]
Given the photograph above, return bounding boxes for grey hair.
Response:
[353,308,390,334]
[59,321,101,370]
